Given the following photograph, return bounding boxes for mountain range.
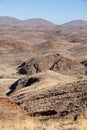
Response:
[0,16,87,28]
[0,16,55,28]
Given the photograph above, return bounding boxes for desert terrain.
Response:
[0,16,87,130]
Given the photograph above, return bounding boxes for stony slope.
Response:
[7,70,76,95]
[7,71,87,120]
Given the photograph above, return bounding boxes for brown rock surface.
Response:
[7,71,87,120]
[0,96,26,121]
[18,53,85,76]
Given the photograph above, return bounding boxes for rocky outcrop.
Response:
[18,53,85,76]
[7,71,87,120]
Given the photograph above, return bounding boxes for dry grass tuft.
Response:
[0,118,41,130]
[0,117,87,130]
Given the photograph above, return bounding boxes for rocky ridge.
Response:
[18,53,85,76]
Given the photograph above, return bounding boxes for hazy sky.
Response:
[0,0,87,24]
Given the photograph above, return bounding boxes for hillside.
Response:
[0,17,87,130]
[7,70,87,121]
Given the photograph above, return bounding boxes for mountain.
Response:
[1,16,87,28]
[62,20,87,27]
[0,16,55,28]
[18,18,55,28]
[0,16,20,26]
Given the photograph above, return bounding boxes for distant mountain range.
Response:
[0,16,55,28]
[0,16,87,70]
[0,16,87,28]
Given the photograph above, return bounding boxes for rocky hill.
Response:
[7,70,87,120]
[18,53,85,76]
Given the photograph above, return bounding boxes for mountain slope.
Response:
[62,20,87,27]
[0,16,20,26]
[7,71,87,120]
